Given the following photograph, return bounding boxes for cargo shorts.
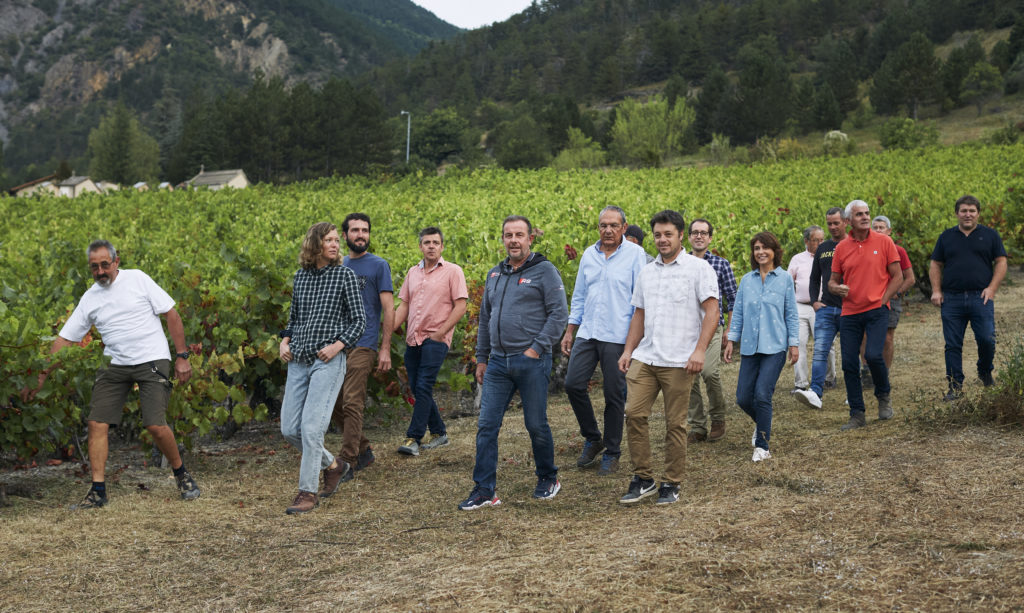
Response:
[89,360,173,427]
[888,297,903,329]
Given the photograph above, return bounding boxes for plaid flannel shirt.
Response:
[699,251,738,327]
[282,264,366,364]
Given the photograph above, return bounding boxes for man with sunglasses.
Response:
[30,240,200,509]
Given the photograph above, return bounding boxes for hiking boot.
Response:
[980,372,995,387]
[596,453,619,476]
[840,412,867,431]
[656,483,680,505]
[619,475,657,504]
[420,433,450,451]
[175,470,201,501]
[285,491,318,515]
[354,446,375,471]
[397,438,420,456]
[70,489,107,510]
[458,487,500,511]
[708,421,726,442]
[861,367,874,391]
[943,388,962,402]
[794,389,822,409]
[319,461,352,498]
[752,447,772,462]
[576,440,605,467]
[534,477,561,500]
[877,394,893,420]
[687,430,707,444]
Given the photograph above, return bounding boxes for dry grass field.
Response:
[2,271,1023,612]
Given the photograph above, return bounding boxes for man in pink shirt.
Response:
[395,227,469,456]
[788,225,836,393]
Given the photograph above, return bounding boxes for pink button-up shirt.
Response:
[398,257,469,348]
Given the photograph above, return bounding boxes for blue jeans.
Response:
[809,305,842,398]
[941,291,996,390]
[564,338,626,457]
[839,307,890,415]
[404,339,449,441]
[472,352,558,494]
[735,351,786,450]
[280,354,347,493]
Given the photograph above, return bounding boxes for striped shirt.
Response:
[283,264,366,364]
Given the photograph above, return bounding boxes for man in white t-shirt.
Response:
[788,225,836,392]
[32,240,200,509]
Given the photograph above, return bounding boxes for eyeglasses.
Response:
[599,223,622,230]
[689,230,710,237]
[90,261,114,271]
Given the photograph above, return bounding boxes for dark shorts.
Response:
[888,297,902,329]
[89,360,172,427]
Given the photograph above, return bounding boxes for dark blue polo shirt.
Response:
[930,224,1006,292]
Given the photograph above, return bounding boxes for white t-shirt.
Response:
[630,253,719,368]
[59,269,175,365]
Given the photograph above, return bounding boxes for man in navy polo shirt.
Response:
[929,195,1007,400]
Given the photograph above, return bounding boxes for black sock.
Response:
[172,463,186,478]
[91,482,106,496]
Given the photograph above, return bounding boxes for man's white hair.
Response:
[844,199,869,220]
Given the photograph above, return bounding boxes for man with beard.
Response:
[30,240,201,509]
[329,213,394,479]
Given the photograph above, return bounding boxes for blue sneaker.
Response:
[533,477,561,500]
[656,483,680,505]
[576,440,604,467]
[458,487,500,511]
[596,453,619,476]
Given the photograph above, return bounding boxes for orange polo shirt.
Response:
[832,230,900,316]
[398,257,469,347]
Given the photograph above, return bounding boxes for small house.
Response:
[187,168,250,191]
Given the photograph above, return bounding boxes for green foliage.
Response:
[922,334,1024,428]
[733,35,793,141]
[413,107,470,165]
[878,117,940,150]
[492,115,551,170]
[551,127,606,170]
[961,61,1004,116]
[942,35,986,105]
[984,121,1023,145]
[870,32,941,119]
[87,102,160,184]
[610,95,695,167]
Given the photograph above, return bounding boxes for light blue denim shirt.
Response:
[727,267,800,356]
[568,239,648,344]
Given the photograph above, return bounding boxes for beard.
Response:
[94,275,111,287]
[346,238,369,254]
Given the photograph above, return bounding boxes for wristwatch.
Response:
[176,351,191,360]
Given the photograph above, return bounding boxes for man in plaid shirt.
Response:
[278,222,366,515]
[685,218,738,444]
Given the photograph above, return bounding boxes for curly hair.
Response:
[749,231,783,271]
[299,222,339,270]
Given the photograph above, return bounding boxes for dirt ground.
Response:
[2,271,1023,612]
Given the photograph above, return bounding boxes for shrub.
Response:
[878,117,939,150]
[823,130,856,156]
[985,122,1023,145]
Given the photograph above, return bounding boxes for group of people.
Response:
[32,194,1006,512]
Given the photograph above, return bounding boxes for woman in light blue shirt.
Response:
[724,231,799,462]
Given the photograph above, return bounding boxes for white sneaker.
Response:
[752,448,772,462]
[794,389,822,409]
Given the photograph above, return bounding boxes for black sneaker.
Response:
[943,388,963,402]
[576,440,605,468]
[619,475,657,504]
[175,470,201,500]
[596,453,619,476]
[354,446,375,471]
[458,487,500,511]
[656,483,680,505]
[980,372,995,387]
[70,489,107,510]
[533,477,561,500]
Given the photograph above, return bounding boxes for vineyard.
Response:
[2,145,1022,459]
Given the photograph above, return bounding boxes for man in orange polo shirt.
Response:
[395,226,469,456]
[828,200,903,430]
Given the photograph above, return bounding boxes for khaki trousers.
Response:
[331,346,374,465]
[625,361,694,485]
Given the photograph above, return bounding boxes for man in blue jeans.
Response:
[828,200,903,430]
[395,227,468,456]
[795,207,846,410]
[459,215,568,510]
[929,195,1007,400]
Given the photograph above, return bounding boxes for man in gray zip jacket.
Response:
[458,215,569,510]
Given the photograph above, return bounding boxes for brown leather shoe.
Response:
[285,491,319,515]
[687,431,707,444]
[708,420,726,441]
[319,461,352,498]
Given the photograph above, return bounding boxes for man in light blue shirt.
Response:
[561,206,648,475]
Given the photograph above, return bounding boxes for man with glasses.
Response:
[561,206,647,475]
[685,218,737,443]
[29,240,201,509]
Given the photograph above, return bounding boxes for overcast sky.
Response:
[411,1,534,30]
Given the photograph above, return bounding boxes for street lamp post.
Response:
[400,110,410,164]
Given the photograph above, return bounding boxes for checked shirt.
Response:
[697,251,737,327]
[283,264,366,364]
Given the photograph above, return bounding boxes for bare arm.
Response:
[429,298,468,342]
[827,271,848,298]
[982,257,1008,304]
[377,292,395,372]
[21,336,77,402]
[162,308,192,382]
[929,260,943,307]
[879,262,903,307]
[560,323,579,356]
[617,308,646,373]
[898,266,916,296]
